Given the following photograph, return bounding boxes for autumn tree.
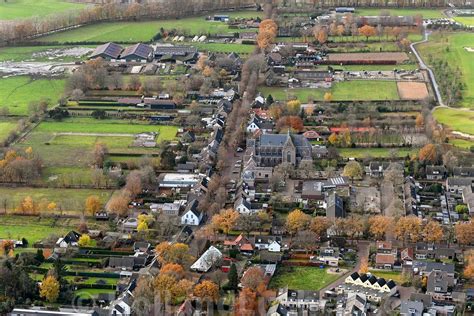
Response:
[286,99,301,115]
[343,161,363,182]
[153,273,177,302]
[276,116,304,133]
[85,195,101,215]
[359,256,369,274]
[328,133,338,145]
[17,196,36,214]
[211,208,240,235]
[455,221,474,245]
[395,216,422,244]
[107,193,130,217]
[155,242,193,266]
[241,266,265,291]
[418,143,437,163]
[423,220,444,243]
[415,113,424,128]
[40,275,60,303]
[464,251,474,280]
[324,92,333,102]
[358,25,376,41]
[78,234,92,247]
[193,280,219,302]
[93,142,108,167]
[368,216,393,240]
[310,216,330,239]
[234,287,258,316]
[286,209,311,239]
[257,19,278,50]
[132,276,155,315]
[161,263,185,279]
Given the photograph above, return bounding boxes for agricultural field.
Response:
[0,76,65,116]
[269,266,339,291]
[418,32,474,108]
[0,0,86,20]
[0,188,113,215]
[355,8,445,18]
[449,138,474,150]
[338,147,417,159]
[259,81,400,102]
[0,120,18,142]
[35,10,262,44]
[14,118,176,174]
[433,107,474,135]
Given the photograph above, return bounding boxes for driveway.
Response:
[319,240,370,297]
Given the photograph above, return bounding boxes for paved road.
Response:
[319,240,370,297]
[409,30,445,107]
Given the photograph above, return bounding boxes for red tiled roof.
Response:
[376,253,395,264]
[240,243,254,251]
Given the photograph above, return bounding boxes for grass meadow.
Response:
[338,147,418,159]
[0,0,86,20]
[36,11,262,43]
[259,81,400,102]
[355,8,444,19]
[433,108,474,135]
[0,76,65,116]
[454,16,474,26]
[418,32,474,108]
[0,188,113,215]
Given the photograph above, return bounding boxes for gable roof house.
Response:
[254,236,283,252]
[56,231,81,248]
[453,166,474,177]
[368,161,390,178]
[120,43,153,62]
[180,199,202,226]
[190,246,223,272]
[224,234,254,254]
[246,115,274,134]
[90,42,123,60]
[426,165,447,180]
[375,253,396,269]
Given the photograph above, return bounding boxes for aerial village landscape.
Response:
[0,0,473,315]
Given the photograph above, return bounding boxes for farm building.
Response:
[90,42,123,60]
[154,45,198,63]
[120,43,153,62]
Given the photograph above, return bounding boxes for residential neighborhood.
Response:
[0,0,473,315]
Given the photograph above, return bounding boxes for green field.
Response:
[74,288,116,299]
[0,121,18,142]
[269,266,339,291]
[0,77,65,115]
[449,138,474,149]
[0,215,105,243]
[433,107,474,135]
[338,147,417,158]
[36,11,262,43]
[355,8,444,18]
[418,32,474,108]
[260,81,400,102]
[454,16,474,26]
[0,188,113,215]
[191,42,255,54]
[36,118,178,142]
[0,0,86,20]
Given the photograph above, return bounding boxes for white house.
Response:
[181,199,202,226]
[190,246,223,272]
[254,236,282,252]
[234,196,254,214]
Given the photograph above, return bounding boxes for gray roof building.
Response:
[90,42,123,60]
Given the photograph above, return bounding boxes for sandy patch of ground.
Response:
[328,52,409,63]
[397,81,429,100]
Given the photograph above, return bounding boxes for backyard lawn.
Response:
[259,81,400,102]
[269,266,339,291]
[433,108,474,136]
[0,0,86,20]
[36,10,262,43]
[368,270,403,283]
[355,8,444,18]
[0,77,65,116]
[418,32,474,108]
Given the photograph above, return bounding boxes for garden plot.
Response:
[397,82,429,100]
